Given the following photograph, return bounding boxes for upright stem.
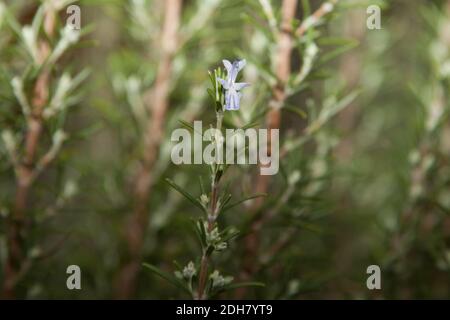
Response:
[2,8,55,299]
[114,0,183,299]
[196,110,224,300]
[196,255,209,300]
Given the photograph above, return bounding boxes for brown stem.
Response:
[196,112,224,300]
[114,0,183,299]
[2,9,55,299]
[195,187,216,300]
[196,184,219,300]
[295,0,338,37]
[196,255,209,300]
[239,0,339,298]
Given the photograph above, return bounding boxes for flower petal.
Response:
[222,60,232,74]
[224,91,232,110]
[237,59,246,72]
[231,91,240,110]
[217,77,229,90]
[234,82,250,90]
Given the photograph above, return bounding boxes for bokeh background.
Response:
[0,0,450,299]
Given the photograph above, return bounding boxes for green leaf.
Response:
[219,193,232,211]
[72,123,104,140]
[292,220,324,234]
[207,88,216,103]
[142,263,191,295]
[178,119,205,137]
[301,0,312,17]
[194,219,207,248]
[241,120,261,130]
[222,193,267,213]
[31,6,44,35]
[4,6,22,36]
[318,41,359,66]
[208,70,215,86]
[173,260,183,272]
[165,178,206,213]
[306,90,360,135]
[198,176,206,196]
[220,229,240,243]
[284,105,307,119]
[178,119,194,132]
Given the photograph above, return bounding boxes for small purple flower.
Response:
[218,59,249,111]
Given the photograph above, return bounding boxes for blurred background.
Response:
[0,0,449,299]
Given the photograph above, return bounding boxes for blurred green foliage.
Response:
[0,0,449,299]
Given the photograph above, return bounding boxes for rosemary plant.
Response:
[145,61,264,300]
[0,1,87,298]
